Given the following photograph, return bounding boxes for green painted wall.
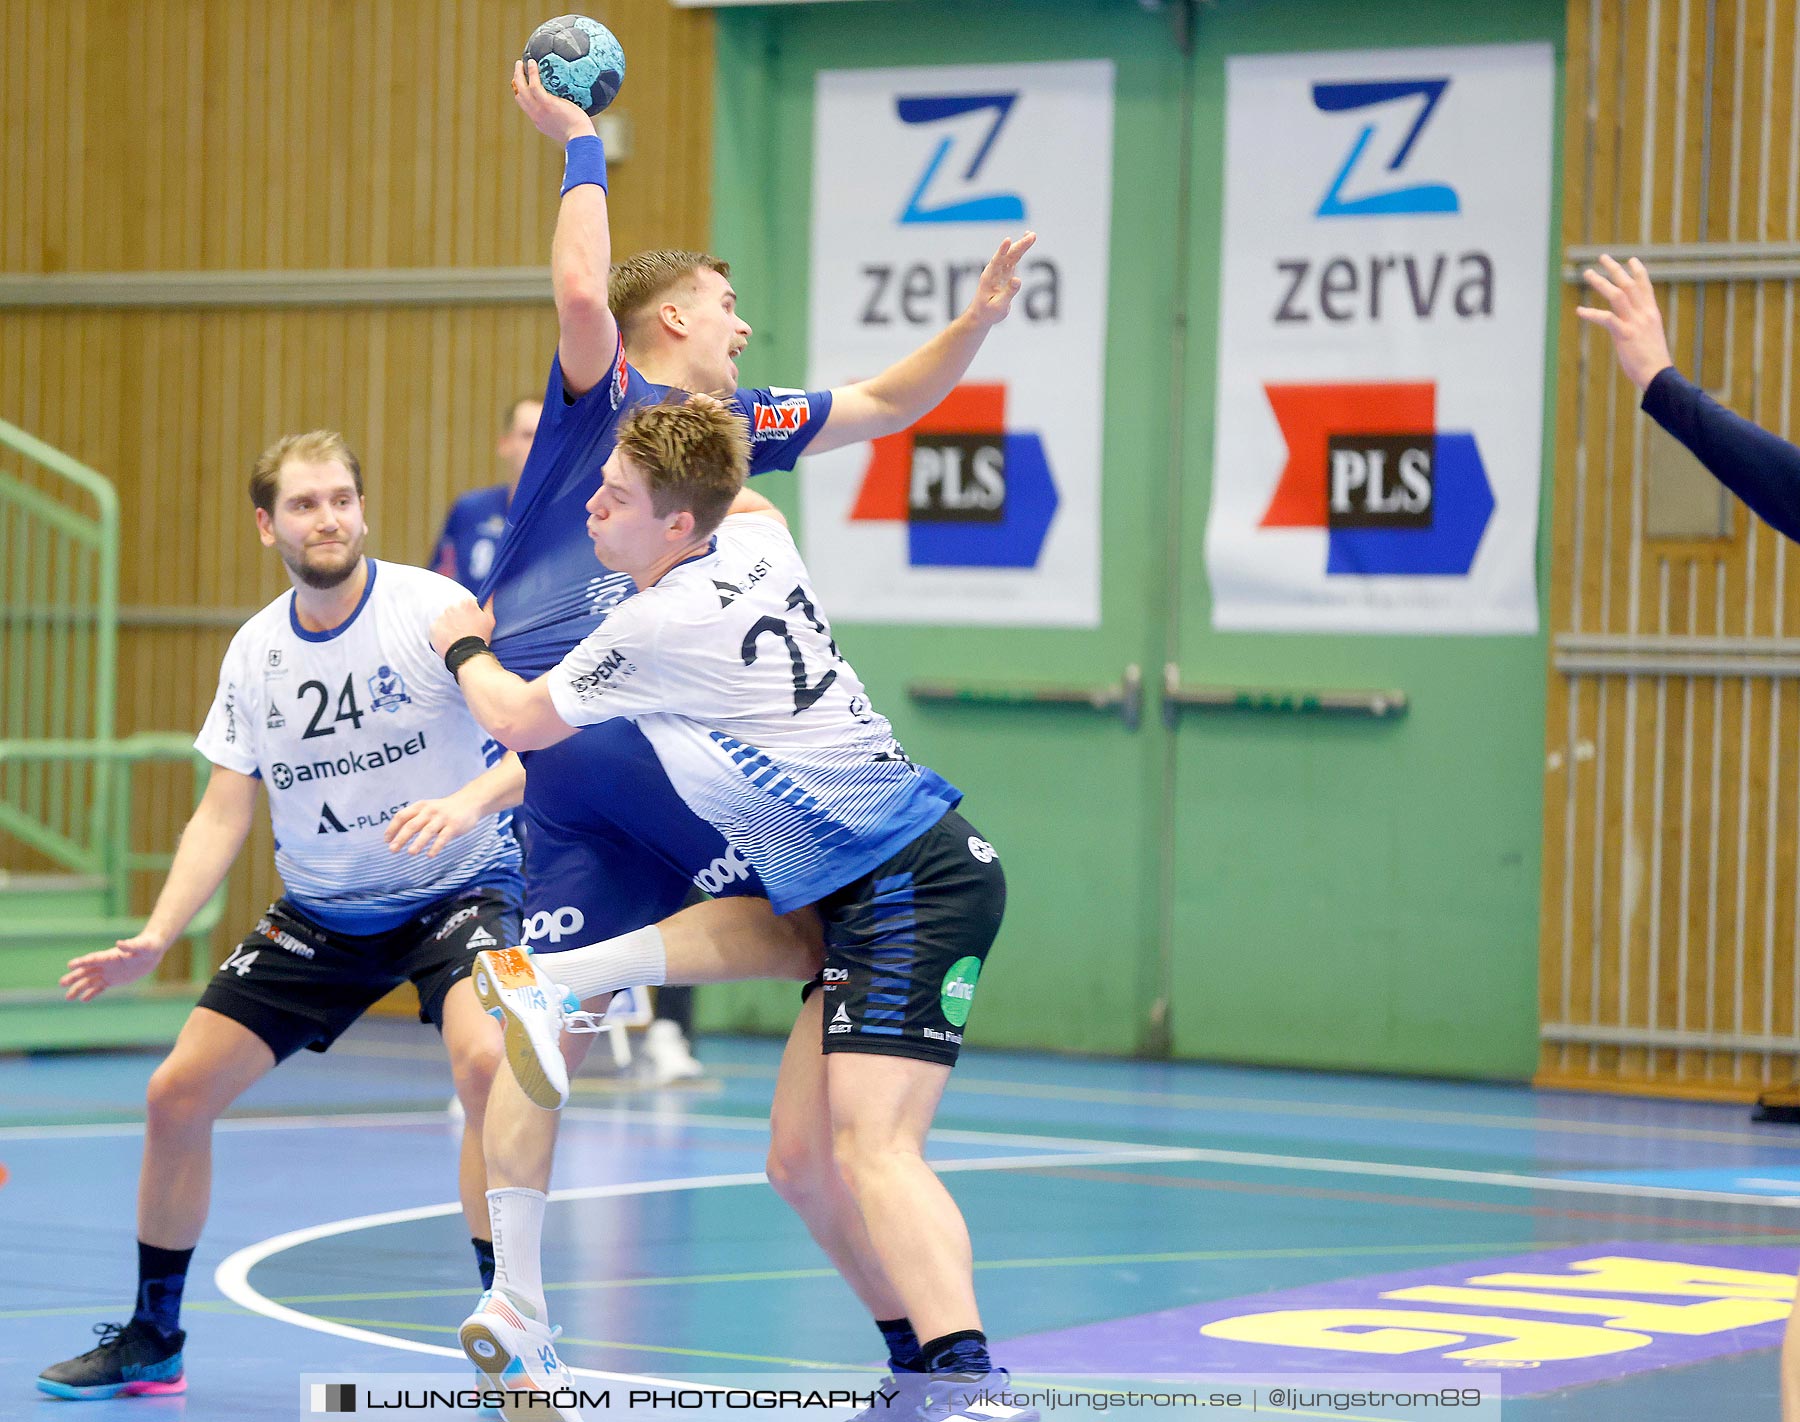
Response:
[696,0,1564,1079]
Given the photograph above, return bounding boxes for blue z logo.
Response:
[896,93,1027,225]
[1313,78,1460,218]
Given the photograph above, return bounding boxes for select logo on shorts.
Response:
[271,732,430,790]
[851,383,1058,569]
[939,956,981,1029]
[524,906,585,945]
[1258,382,1493,576]
[829,999,855,1034]
[310,1381,356,1413]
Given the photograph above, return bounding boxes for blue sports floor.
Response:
[3,1018,1799,1420]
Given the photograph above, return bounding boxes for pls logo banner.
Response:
[1259,381,1494,576]
[1204,43,1552,634]
[850,384,1058,569]
[801,61,1113,627]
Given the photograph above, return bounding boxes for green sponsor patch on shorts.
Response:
[940,956,981,1028]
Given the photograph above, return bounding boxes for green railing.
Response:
[0,415,119,878]
[0,735,223,944]
[0,424,223,1046]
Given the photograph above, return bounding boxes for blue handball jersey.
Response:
[433,484,510,592]
[481,340,833,677]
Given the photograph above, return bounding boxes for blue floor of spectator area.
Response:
[3,1016,1798,1419]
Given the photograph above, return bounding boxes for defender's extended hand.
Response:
[967,232,1039,328]
[1576,254,1676,393]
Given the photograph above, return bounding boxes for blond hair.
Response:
[614,393,749,536]
[249,430,363,514]
[609,249,732,347]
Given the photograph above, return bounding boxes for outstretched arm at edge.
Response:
[1641,367,1800,544]
[807,233,1037,455]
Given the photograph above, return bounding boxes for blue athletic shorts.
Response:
[517,720,767,954]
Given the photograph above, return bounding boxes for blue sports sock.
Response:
[920,1329,992,1375]
[133,1242,194,1339]
[472,1237,496,1292]
[877,1317,924,1372]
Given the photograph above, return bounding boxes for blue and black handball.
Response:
[523,15,626,116]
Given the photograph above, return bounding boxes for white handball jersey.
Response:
[545,514,959,913]
[195,559,521,933]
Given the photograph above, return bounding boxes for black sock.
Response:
[132,1242,194,1339]
[472,1237,496,1292]
[876,1317,924,1372]
[920,1329,991,1375]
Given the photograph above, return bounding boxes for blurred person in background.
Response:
[432,397,542,592]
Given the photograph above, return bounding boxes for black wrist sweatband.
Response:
[444,636,494,680]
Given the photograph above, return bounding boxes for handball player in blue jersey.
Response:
[431,397,542,592]
[444,59,1037,1418]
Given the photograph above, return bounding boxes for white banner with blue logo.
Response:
[800,62,1113,627]
[1205,43,1553,634]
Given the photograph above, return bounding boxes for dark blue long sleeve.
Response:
[1641,365,1800,544]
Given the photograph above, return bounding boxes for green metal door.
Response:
[706,0,1185,1053]
[1159,0,1563,1077]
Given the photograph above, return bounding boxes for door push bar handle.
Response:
[907,664,1143,731]
[1162,664,1407,728]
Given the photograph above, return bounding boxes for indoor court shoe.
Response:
[460,1287,582,1422]
[36,1319,186,1400]
[922,1369,1040,1422]
[640,1017,705,1085]
[473,947,574,1109]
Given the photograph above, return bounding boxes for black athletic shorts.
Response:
[806,808,1006,1067]
[196,887,521,1063]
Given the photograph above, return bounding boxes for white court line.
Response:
[0,1110,458,1141]
[19,1102,1800,1208]
[214,1116,1800,1380]
[213,1147,1193,1383]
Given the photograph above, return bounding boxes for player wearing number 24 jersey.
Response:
[38,430,523,1404]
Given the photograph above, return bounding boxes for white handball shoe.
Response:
[471,948,602,1110]
[640,1018,704,1085]
[460,1288,582,1422]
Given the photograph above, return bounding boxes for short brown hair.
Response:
[614,393,748,536]
[609,250,732,347]
[249,430,364,514]
[502,395,541,431]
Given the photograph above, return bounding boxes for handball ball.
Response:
[523,15,625,116]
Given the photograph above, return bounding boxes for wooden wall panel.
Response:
[0,0,714,979]
[1544,0,1800,1098]
[0,0,713,275]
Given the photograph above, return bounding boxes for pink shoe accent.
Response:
[490,1298,525,1331]
[121,1376,186,1396]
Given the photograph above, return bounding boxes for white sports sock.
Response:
[542,925,667,1003]
[487,1187,548,1320]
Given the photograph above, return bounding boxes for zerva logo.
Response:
[1312,78,1459,218]
[896,93,1026,225]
